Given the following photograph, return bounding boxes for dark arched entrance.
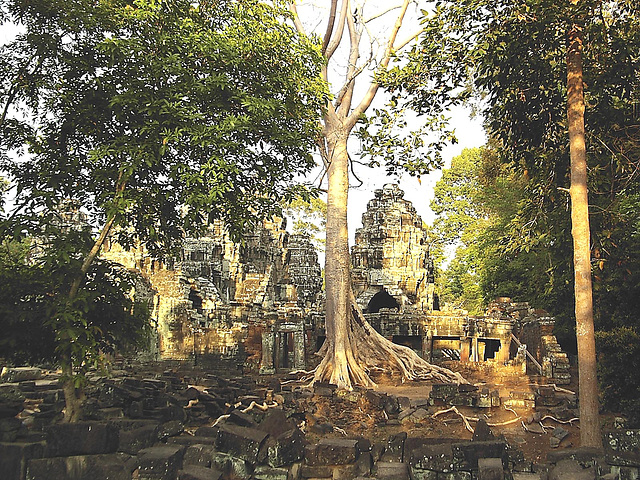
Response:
[367,290,399,313]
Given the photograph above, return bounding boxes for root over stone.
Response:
[313,295,467,390]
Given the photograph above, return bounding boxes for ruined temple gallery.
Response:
[103,184,569,385]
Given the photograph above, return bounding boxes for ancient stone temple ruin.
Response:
[318,184,570,383]
[104,184,569,384]
[102,219,323,372]
[351,183,436,312]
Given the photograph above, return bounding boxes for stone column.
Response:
[496,336,511,364]
[471,336,479,362]
[293,330,306,369]
[259,330,275,374]
[423,334,433,361]
[460,337,471,363]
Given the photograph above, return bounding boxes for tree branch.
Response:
[288,2,308,38]
[326,0,350,60]
[337,0,362,117]
[395,28,423,51]
[346,0,412,130]
[1,52,45,126]
[364,4,402,24]
[335,59,371,109]
[322,0,339,54]
[68,173,128,300]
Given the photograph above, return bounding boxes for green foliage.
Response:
[0,234,151,366]
[0,0,327,249]
[284,196,327,250]
[596,327,640,427]
[0,0,327,391]
[402,0,640,418]
[431,146,559,314]
[355,106,457,177]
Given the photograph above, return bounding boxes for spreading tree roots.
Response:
[312,296,467,390]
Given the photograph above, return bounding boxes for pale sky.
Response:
[345,106,486,235]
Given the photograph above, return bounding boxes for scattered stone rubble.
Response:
[0,364,638,480]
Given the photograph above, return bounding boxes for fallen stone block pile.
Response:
[0,364,638,480]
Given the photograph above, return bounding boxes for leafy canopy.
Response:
[0,0,328,251]
[0,0,327,382]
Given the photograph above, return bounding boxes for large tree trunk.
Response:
[314,123,465,389]
[288,0,464,389]
[567,21,602,448]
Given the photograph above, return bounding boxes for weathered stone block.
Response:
[227,410,258,428]
[503,398,535,409]
[438,472,472,480]
[604,429,640,467]
[548,459,595,480]
[253,465,289,480]
[183,444,215,468]
[258,409,296,438]
[330,463,360,478]
[478,457,504,480]
[381,432,406,463]
[210,452,253,480]
[409,444,455,473]
[397,396,411,412]
[137,445,186,480]
[111,421,159,454]
[0,441,45,480]
[314,382,337,397]
[408,469,439,480]
[430,384,458,400]
[451,441,507,471]
[45,421,119,457]
[215,424,268,464]
[26,453,134,480]
[266,428,306,467]
[356,451,373,477]
[0,401,23,419]
[512,474,544,480]
[472,419,495,442]
[0,417,21,442]
[159,420,184,439]
[375,461,409,479]
[0,368,42,383]
[299,463,332,478]
[451,393,476,407]
[546,447,605,467]
[364,390,385,409]
[383,395,400,415]
[194,426,219,438]
[609,465,640,480]
[178,465,223,480]
[169,435,217,446]
[398,407,416,421]
[304,438,359,466]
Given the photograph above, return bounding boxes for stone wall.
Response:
[102,221,322,370]
[352,184,436,312]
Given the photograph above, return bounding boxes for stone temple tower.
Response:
[351,184,436,313]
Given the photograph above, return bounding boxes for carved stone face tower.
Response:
[351,184,436,313]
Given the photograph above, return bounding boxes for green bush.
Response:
[596,327,640,427]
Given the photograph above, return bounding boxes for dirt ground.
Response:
[301,361,609,464]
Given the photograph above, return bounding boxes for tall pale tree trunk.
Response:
[318,123,376,388]
[290,0,465,390]
[567,18,602,448]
